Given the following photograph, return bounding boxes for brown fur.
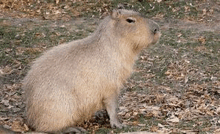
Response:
[23,9,161,133]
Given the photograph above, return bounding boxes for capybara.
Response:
[23,9,161,133]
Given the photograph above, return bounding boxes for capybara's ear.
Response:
[111,9,122,19]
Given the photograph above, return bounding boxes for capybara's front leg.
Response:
[104,94,125,129]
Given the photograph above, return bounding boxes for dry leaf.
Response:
[156,0,162,3]
[198,36,206,44]
[11,120,26,132]
[166,114,180,123]
[216,107,220,114]
[150,126,159,132]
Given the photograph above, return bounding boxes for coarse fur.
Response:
[23,9,161,133]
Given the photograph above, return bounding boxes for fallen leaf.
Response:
[198,36,206,44]
[216,107,220,114]
[150,125,158,132]
[166,114,180,123]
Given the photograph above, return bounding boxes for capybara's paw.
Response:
[110,121,127,129]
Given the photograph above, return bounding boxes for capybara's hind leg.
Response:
[104,94,126,129]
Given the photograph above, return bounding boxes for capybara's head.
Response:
[110,9,161,51]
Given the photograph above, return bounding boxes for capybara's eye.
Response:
[126,18,135,23]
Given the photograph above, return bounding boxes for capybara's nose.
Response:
[148,19,160,35]
[153,27,159,34]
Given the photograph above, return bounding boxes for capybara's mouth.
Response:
[150,31,161,45]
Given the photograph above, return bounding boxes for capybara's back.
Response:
[23,9,161,133]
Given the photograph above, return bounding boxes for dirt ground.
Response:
[0,0,220,133]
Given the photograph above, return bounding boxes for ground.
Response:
[0,0,220,133]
